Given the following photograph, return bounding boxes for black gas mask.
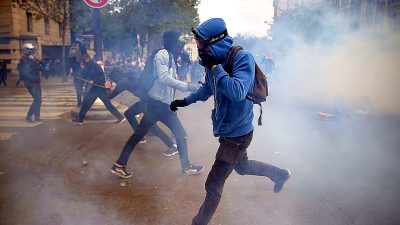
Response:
[197,46,218,68]
[192,28,229,68]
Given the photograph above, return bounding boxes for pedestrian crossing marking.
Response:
[0,83,77,130]
[0,132,15,141]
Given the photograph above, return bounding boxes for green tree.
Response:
[69,0,92,40]
[102,0,200,59]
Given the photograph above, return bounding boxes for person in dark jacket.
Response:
[108,69,178,156]
[68,34,88,106]
[170,18,291,225]
[17,43,43,122]
[72,55,125,124]
[176,49,191,81]
[190,57,203,84]
[0,60,7,87]
[110,30,204,179]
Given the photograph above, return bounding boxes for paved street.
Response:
[0,77,76,140]
[0,79,399,225]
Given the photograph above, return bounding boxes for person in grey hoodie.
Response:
[170,18,291,225]
[111,30,204,178]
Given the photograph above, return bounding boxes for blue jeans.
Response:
[192,130,285,225]
[26,85,42,119]
[124,99,175,148]
[116,98,190,169]
[73,77,84,106]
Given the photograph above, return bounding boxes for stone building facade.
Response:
[0,0,70,74]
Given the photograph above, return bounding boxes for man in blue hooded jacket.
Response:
[170,18,291,225]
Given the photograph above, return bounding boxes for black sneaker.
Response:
[72,117,83,124]
[111,164,132,179]
[274,169,291,193]
[163,144,178,157]
[182,164,204,176]
[25,116,33,122]
[116,117,126,124]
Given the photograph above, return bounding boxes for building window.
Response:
[26,12,33,32]
[0,49,11,54]
[0,38,10,44]
[44,16,50,35]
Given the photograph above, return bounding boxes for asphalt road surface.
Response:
[0,78,399,225]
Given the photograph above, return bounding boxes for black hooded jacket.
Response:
[82,60,105,86]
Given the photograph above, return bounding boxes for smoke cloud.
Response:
[270,7,400,116]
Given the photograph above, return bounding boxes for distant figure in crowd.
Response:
[111,30,204,178]
[17,43,43,122]
[170,18,291,225]
[263,55,275,76]
[41,55,51,79]
[108,68,178,156]
[190,57,203,84]
[52,58,62,77]
[68,34,88,106]
[176,48,191,81]
[0,60,7,87]
[71,54,125,124]
[262,55,275,82]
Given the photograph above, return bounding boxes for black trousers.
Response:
[124,99,175,148]
[0,75,6,86]
[26,85,42,119]
[116,98,190,169]
[78,86,122,120]
[192,130,285,225]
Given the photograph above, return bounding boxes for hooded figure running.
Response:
[111,30,204,178]
[170,18,291,225]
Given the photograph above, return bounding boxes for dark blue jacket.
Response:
[186,18,255,137]
[108,77,138,99]
[82,60,105,86]
[17,57,41,85]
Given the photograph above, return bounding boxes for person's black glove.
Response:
[170,99,188,112]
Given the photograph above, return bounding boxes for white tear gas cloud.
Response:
[269,8,400,116]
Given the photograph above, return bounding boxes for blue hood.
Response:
[194,18,233,64]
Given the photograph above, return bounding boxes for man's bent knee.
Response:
[234,163,250,175]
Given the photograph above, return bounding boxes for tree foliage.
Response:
[28,0,202,59]
[100,0,200,57]
[69,0,93,38]
[12,0,69,28]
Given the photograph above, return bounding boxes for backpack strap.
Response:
[225,45,264,126]
[225,46,243,76]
